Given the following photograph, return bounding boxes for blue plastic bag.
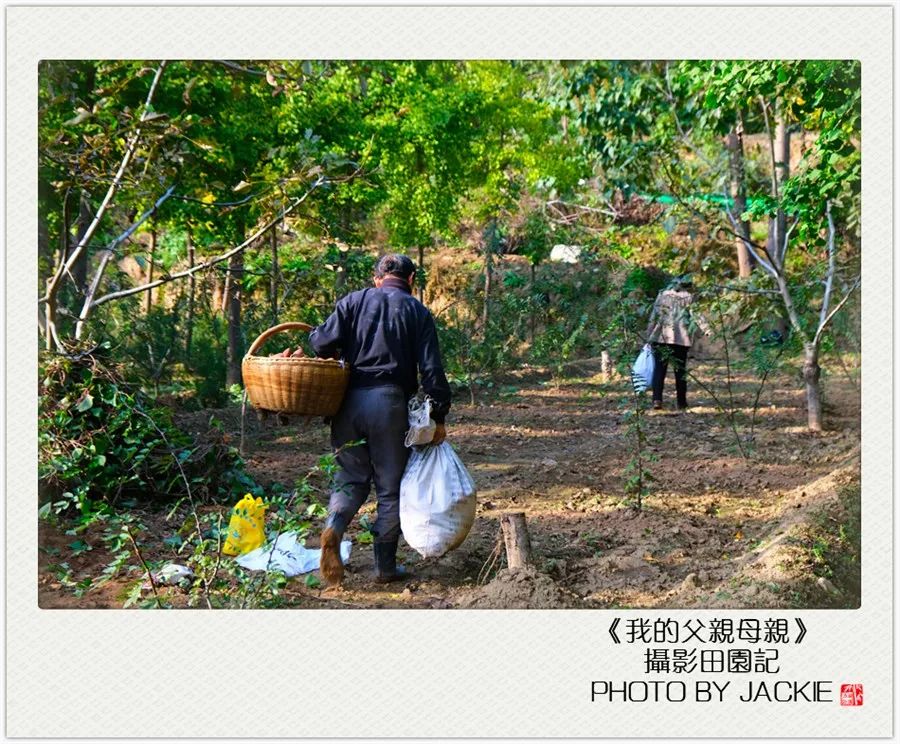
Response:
[631,344,655,393]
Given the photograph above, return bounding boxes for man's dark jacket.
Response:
[309,277,452,422]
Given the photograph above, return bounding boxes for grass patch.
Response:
[791,482,861,608]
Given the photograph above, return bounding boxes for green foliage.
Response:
[621,265,669,299]
[39,350,253,515]
[791,483,860,609]
[517,208,555,266]
[37,57,862,611]
[185,313,228,406]
[561,61,672,193]
[117,303,183,393]
[38,57,859,437]
[685,288,793,454]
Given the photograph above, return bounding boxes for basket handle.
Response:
[245,322,314,357]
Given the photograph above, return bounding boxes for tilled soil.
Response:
[38,357,861,610]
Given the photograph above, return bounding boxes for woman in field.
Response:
[645,275,708,410]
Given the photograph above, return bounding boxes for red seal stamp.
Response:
[840,684,863,706]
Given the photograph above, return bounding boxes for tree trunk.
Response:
[66,63,96,294]
[59,190,72,268]
[43,296,57,351]
[270,225,279,323]
[211,273,225,314]
[724,126,752,278]
[39,206,51,269]
[71,191,92,295]
[775,111,790,250]
[529,262,536,343]
[334,244,348,300]
[768,106,790,259]
[767,104,792,336]
[803,342,822,432]
[417,245,425,303]
[144,227,156,314]
[225,248,244,387]
[482,254,493,330]
[500,512,532,569]
[482,220,495,331]
[185,227,195,358]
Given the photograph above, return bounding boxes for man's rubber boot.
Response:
[373,541,409,584]
[319,527,344,587]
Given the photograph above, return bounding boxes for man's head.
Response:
[374,254,417,288]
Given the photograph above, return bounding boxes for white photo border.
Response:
[7,4,892,738]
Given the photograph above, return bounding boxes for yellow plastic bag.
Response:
[222,494,267,556]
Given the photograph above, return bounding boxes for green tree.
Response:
[39,60,325,367]
[681,60,861,431]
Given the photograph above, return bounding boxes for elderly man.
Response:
[310,254,451,586]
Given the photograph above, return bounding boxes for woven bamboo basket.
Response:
[241,322,349,416]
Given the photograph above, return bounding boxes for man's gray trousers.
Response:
[326,385,410,544]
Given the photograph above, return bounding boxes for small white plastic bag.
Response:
[400,442,476,558]
[631,343,656,394]
[405,395,437,447]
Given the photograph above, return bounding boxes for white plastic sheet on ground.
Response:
[235,531,351,576]
[400,442,476,558]
[631,343,656,393]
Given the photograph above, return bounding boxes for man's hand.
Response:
[431,422,447,445]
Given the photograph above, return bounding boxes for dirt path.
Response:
[39,357,861,610]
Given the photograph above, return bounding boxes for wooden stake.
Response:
[500,512,532,569]
[601,350,612,380]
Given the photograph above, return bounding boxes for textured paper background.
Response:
[6,5,892,738]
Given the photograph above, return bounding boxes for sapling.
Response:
[621,390,657,512]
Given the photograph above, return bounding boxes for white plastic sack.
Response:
[235,531,351,577]
[405,396,437,447]
[400,442,477,558]
[550,244,583,264]
[631,343,656,394]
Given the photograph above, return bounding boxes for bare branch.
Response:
[126,527,163,609]
[171,190,269,208]
[774,271,810,345]
[76,249,115,329]
[657,158,774,264]
[817,202,837,334]
[43,61,168,306]
[723,205,778,278]
[706,283,780,297]
[73,186,176,339]
[89,178,324,309]
[116,186,176,249]
[779,212,801,269]
[814,276,860,346]
[213,60,268,76]
[545,198,618,219]
[662,62,721,172]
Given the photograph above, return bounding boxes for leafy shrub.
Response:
[39,349,253,517]
[621,265,669,299]
[185,313,228,407]
[117,303,184,394]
